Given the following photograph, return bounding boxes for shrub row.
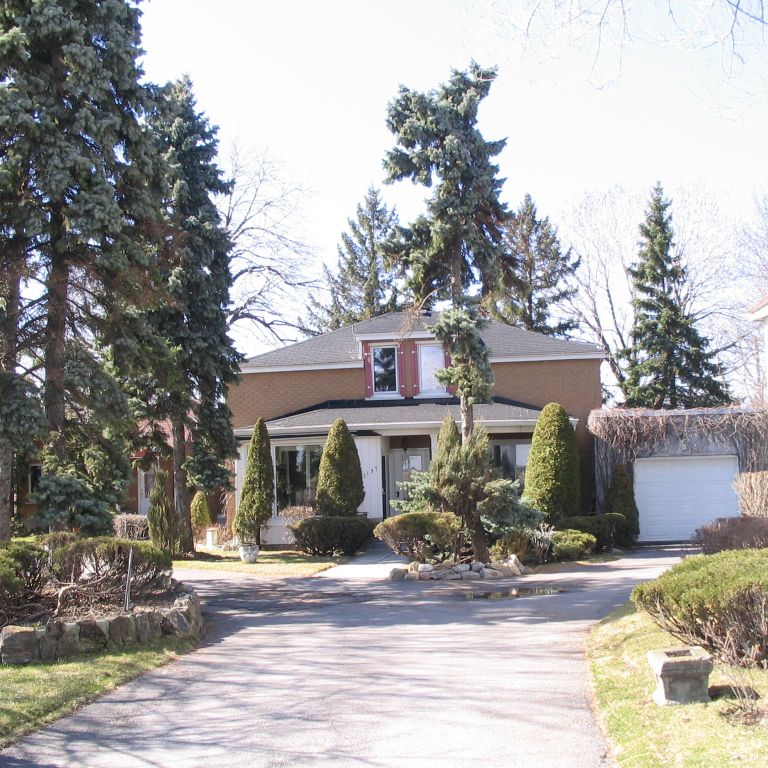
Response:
[552,529,597,561]
[291,517,372,556]
[692,516,768,554]
[557,513,631,550]
[632,549,768,667]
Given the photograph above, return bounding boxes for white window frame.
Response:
[489,440,532,479]
[370,343,400,398]
[416,342,446,397]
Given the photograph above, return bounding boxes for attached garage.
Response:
[634,455,740,543]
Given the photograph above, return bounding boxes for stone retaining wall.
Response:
[0,587,202,666]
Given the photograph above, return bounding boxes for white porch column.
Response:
[429,431,439,459]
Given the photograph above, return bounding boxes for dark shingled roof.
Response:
[245,398,545,433]
[244,312,602,368]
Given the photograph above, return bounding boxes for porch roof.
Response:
[235,398,551,438]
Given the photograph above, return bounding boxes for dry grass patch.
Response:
[0,639,192,748]
[172,549,345,576]
[588,603,768,768]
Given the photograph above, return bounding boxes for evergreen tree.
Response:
[0,0,164,527]
[147,469,178,556]
[136,77,240,552]
[307,187,399,331]
[234,418,274,546]
[622,184,730,409]
[606,464,639,543]
[315,419,364,516]
[492,194,580,336]
[522,403,580,523]
[428,414,462,506]
[190,490,213,540]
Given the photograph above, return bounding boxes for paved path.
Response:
[0,549,680,768]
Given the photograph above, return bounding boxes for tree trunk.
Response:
[44,203,69,466]
[0,266,21,542]
[469,514,490,563]
[171,415,193,553]
[459,391,473,444]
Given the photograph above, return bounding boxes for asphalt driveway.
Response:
[0,549,680,768]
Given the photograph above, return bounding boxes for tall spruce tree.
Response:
[0,0,164,530]
[137,77,240,552]
[622,183,730,409]
[492,194,580,336]
[307,187,399,331]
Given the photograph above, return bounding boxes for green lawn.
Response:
[0,639,193,748]
[588,602,768,768]
[172,549,345,576]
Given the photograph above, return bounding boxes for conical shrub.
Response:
[234,418,274,545]
[316,419,364,516]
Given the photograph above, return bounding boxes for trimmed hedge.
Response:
[0,540,48,596]
[552,529,597,561]
[113,513,149,541]
[291,516,372,556]
[692,516,768,554]
[605,464,639,543]
[557,513,629,551]
[374,512,461,563]
[49,537,172,594]
[632,549,768,666]
[316,419,364,516]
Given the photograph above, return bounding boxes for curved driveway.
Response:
[0,549,679,768]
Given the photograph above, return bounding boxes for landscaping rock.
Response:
[480,568,503,580]
[404,572,420,581]
[454,563,471,573]
[78,620,110,652]
[418,571,432,580]
[432,568,458,580]
[162,608,194,638]
[408,561,420,572]
[55,623,81,658]
[460,571,481,580]
[38,634,58,662]
[389,568,408,581]
[0,626,39,665]
[417,563,434,573]
[470,561,485,572]
[109,614,137,646]
[134,612,164,643]
[175,592,202,633]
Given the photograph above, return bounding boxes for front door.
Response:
[388,448,430,516]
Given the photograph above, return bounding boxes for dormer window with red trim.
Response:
[372,345,399,395]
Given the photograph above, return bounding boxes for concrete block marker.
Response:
[647,646,713,705]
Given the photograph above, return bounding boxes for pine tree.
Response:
[147,469,179,555]
[315,419,364,516]
[1,0,164,527]
[135,77,240,553]
[492,194,580,336]
[522,403,580,522]
[622,183,730,409]
[307,187,399,331]
[234,418,274,546]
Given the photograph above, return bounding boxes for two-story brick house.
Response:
[227,312,603,544]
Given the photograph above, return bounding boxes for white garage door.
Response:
[634,455,740,543]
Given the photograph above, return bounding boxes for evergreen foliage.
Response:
[622,183,730,408]
[606,464,639,542]
[307,187,399,331]
[146,469,179,555]
[316,419,364,516]
[523,403,580,522]
[131,77,240,552]
[493,194,580,336]
[0,0,165,527]
[234,418,274,545]
[190,490,213,539]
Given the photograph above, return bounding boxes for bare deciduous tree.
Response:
[217,142,317,345]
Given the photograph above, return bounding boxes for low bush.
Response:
[692,516,768,554]
[280,505,315,525]
[0,551,23,613]
[291,516,372,556]
[530,523,555,563]
[552,529,597,561]
[50,537,172,594]
[488,529,532,563]
[374,512,461,563]
[190,492,213,541]
[478,478,543,538]
[113,514,149,541]
[0,541,48,596]
[557,513,629,551]
[632,549,768,666]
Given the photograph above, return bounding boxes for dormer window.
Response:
[417,343,446,396]
[372,345,398,394]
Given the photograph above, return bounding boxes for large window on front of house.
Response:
[275,444,323,511]
[490,442,531,482]
[418,343,446,395]
[372,345,398,394]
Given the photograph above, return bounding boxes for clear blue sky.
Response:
[139,0,768,353]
